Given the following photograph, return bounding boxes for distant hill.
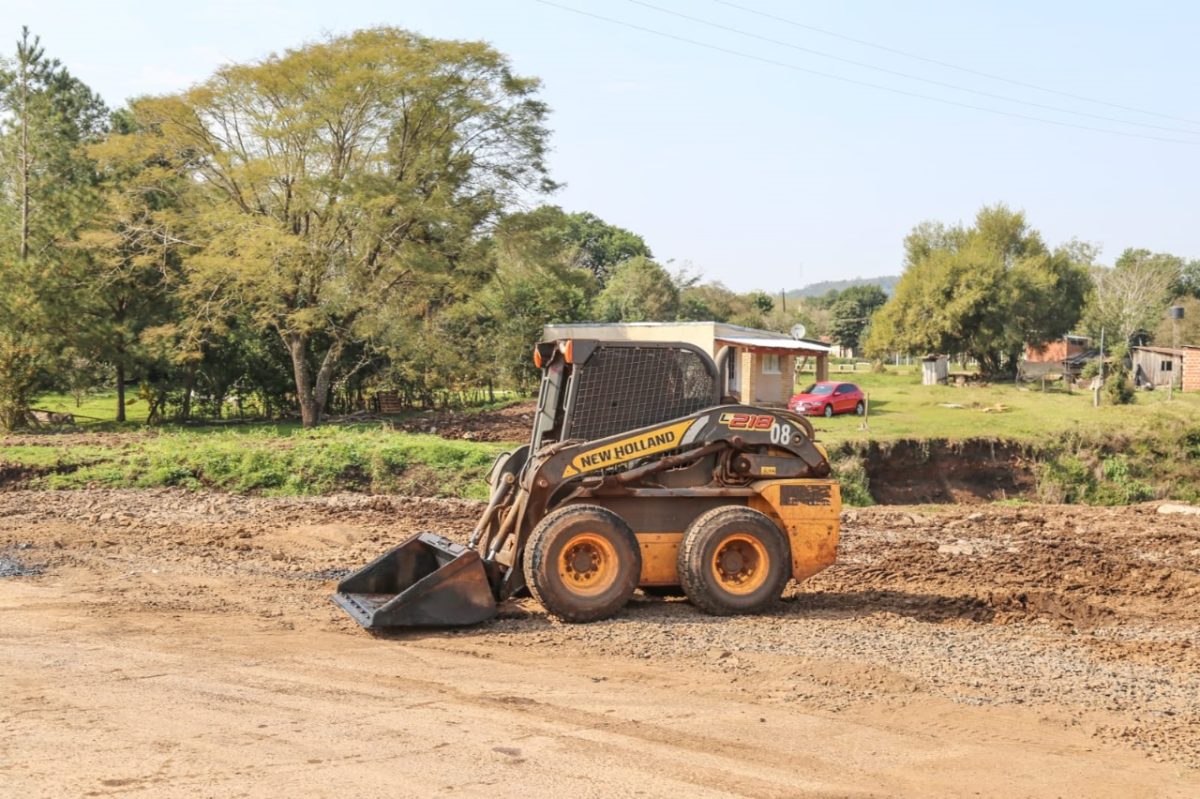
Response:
[785,275,899,301]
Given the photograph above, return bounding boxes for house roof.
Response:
[1133,346,1184,357]
[715,336,832,354]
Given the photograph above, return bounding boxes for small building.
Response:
[921,355,949,385]
[1131,346,1184,388]
[542,321,831,407]
[1025,334,1091,364]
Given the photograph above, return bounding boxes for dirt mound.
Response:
[388,401,534,442]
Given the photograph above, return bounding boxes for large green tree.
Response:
[72,104,195,421]
[594,256,679,322]
[561,210,652,284]
[0,28,107,429]
[866,205,1092,376]
[829,284,888,353]
[145,28,553,426]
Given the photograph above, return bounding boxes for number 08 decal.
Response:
[769,422,794,446]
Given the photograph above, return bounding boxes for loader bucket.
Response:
[332,533,497,628]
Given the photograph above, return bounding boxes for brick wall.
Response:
[1184,347,1200,393]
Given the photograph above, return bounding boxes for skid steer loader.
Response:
[333,339,840,628]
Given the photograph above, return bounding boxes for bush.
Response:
[1104,348,1135,405]
[830,451,874,506]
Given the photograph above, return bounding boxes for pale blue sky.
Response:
[7,0,1199,290]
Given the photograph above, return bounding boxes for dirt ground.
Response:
[1,490,1198,798]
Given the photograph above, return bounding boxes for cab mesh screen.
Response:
[564,345,718,441]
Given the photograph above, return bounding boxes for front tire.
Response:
[823,404,834,418]
[677,507,790,616]
[523,504,641,623]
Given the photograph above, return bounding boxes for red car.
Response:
[788,381,865,418]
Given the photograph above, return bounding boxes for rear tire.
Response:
[523,504,641,623]
[677,506,790,616]
[823,404,834,418]
[855,400,865,416]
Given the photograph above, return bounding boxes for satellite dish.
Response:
[790,323,807,340]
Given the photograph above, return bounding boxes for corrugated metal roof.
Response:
[1133,346,1184,357]
[715,336,832,353]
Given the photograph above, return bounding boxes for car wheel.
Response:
[855,400,865,416]
[823,404,834,418]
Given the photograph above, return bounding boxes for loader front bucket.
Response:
[332,533,497,628]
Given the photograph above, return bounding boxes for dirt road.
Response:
[1,489,1197,797]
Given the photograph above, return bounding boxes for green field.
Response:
[802,364,1200,445]
[6,373,1199,504]
[32,392,151,425]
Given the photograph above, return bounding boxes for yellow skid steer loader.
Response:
[333,339,840,628]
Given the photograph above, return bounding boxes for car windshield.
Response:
[802,384,834,396]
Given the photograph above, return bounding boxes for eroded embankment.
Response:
[838,426,1200,506]
[846,439,1039,504]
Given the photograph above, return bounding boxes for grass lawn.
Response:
[7,375,1198,502]
[4,421,510,501]
[33,392,151,425]
[801,364,1200,445]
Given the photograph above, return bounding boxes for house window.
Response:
[727,348,738,391]
[1162,360,1174,372]
[762,354,781,374]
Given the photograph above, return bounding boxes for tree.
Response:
[1180,259,1200,299]
[1152,296,1200,348]
[0,264,45,429]
[866,205,1092,376]
[562,211,652,285]
[1083,248,1181,347]
[439,208,599,392]
[72,104,194,421]
[147,28,553,426]
[0,26,107,260]
[594,256,679,322]
[678,281,739,321]
[829,284,888,353]
[0,28,107,429]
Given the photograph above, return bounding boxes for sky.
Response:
[5,0,1199,291]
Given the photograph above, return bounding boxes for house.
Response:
[1020,334,1096,382]
[1024,334,1091,363]
[541,321,831,406]
[1131,346,1184,388]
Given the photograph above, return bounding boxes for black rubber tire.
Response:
[823,404,834,418]
[523,504,641,623]
[677,506,790,616]
[855,400,865,416]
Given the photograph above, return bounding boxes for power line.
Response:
[625,0,1200,136]
[713,0,1200,127]
[532,0,1197,146]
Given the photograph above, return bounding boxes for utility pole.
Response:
[1169,306,1184,401]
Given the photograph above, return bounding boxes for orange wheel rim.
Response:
[711,534,769,595]
[558,532,619,597]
